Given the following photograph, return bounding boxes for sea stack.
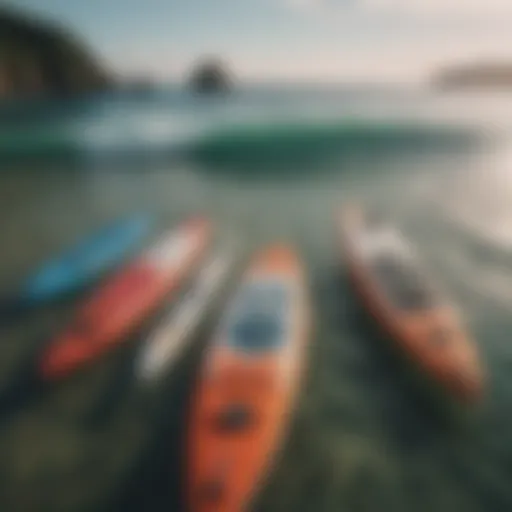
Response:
[188,57,232,94]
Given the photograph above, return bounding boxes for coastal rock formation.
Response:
[434,63,512,90]
[188,58,232,94]
[0,7,112,100]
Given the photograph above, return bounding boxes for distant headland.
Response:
[434,62,512,90]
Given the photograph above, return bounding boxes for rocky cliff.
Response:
[0,7,112,100]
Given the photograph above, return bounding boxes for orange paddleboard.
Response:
[188,245,310,512]
[40,216,211,380]
[339,205,483,403]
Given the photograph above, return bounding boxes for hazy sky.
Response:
[7,0,512,83]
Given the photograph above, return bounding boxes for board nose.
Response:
[250,244,299,275]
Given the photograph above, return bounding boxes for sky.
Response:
[6,0,512,84]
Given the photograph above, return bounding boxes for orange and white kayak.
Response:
[187,245,310,512]
[339,205,483,403]
[40,216,212,380]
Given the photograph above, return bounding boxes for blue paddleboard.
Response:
[12,213,153,310]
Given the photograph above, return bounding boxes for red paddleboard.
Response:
[40,217,212,380]
[187,245,310,512]
[338,205,483,403]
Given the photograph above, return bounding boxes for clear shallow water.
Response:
[1,87,512,511]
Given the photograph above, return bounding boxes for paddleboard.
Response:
[339,204,483,402]
[39,216,212,380]
[5,213,153,312]
[187,245,310,512]
[137,247,235,382]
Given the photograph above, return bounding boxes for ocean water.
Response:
[1,86,512,511]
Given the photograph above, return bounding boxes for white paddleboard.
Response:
[137,248,235,381]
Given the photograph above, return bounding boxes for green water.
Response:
[1,88,512,512]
